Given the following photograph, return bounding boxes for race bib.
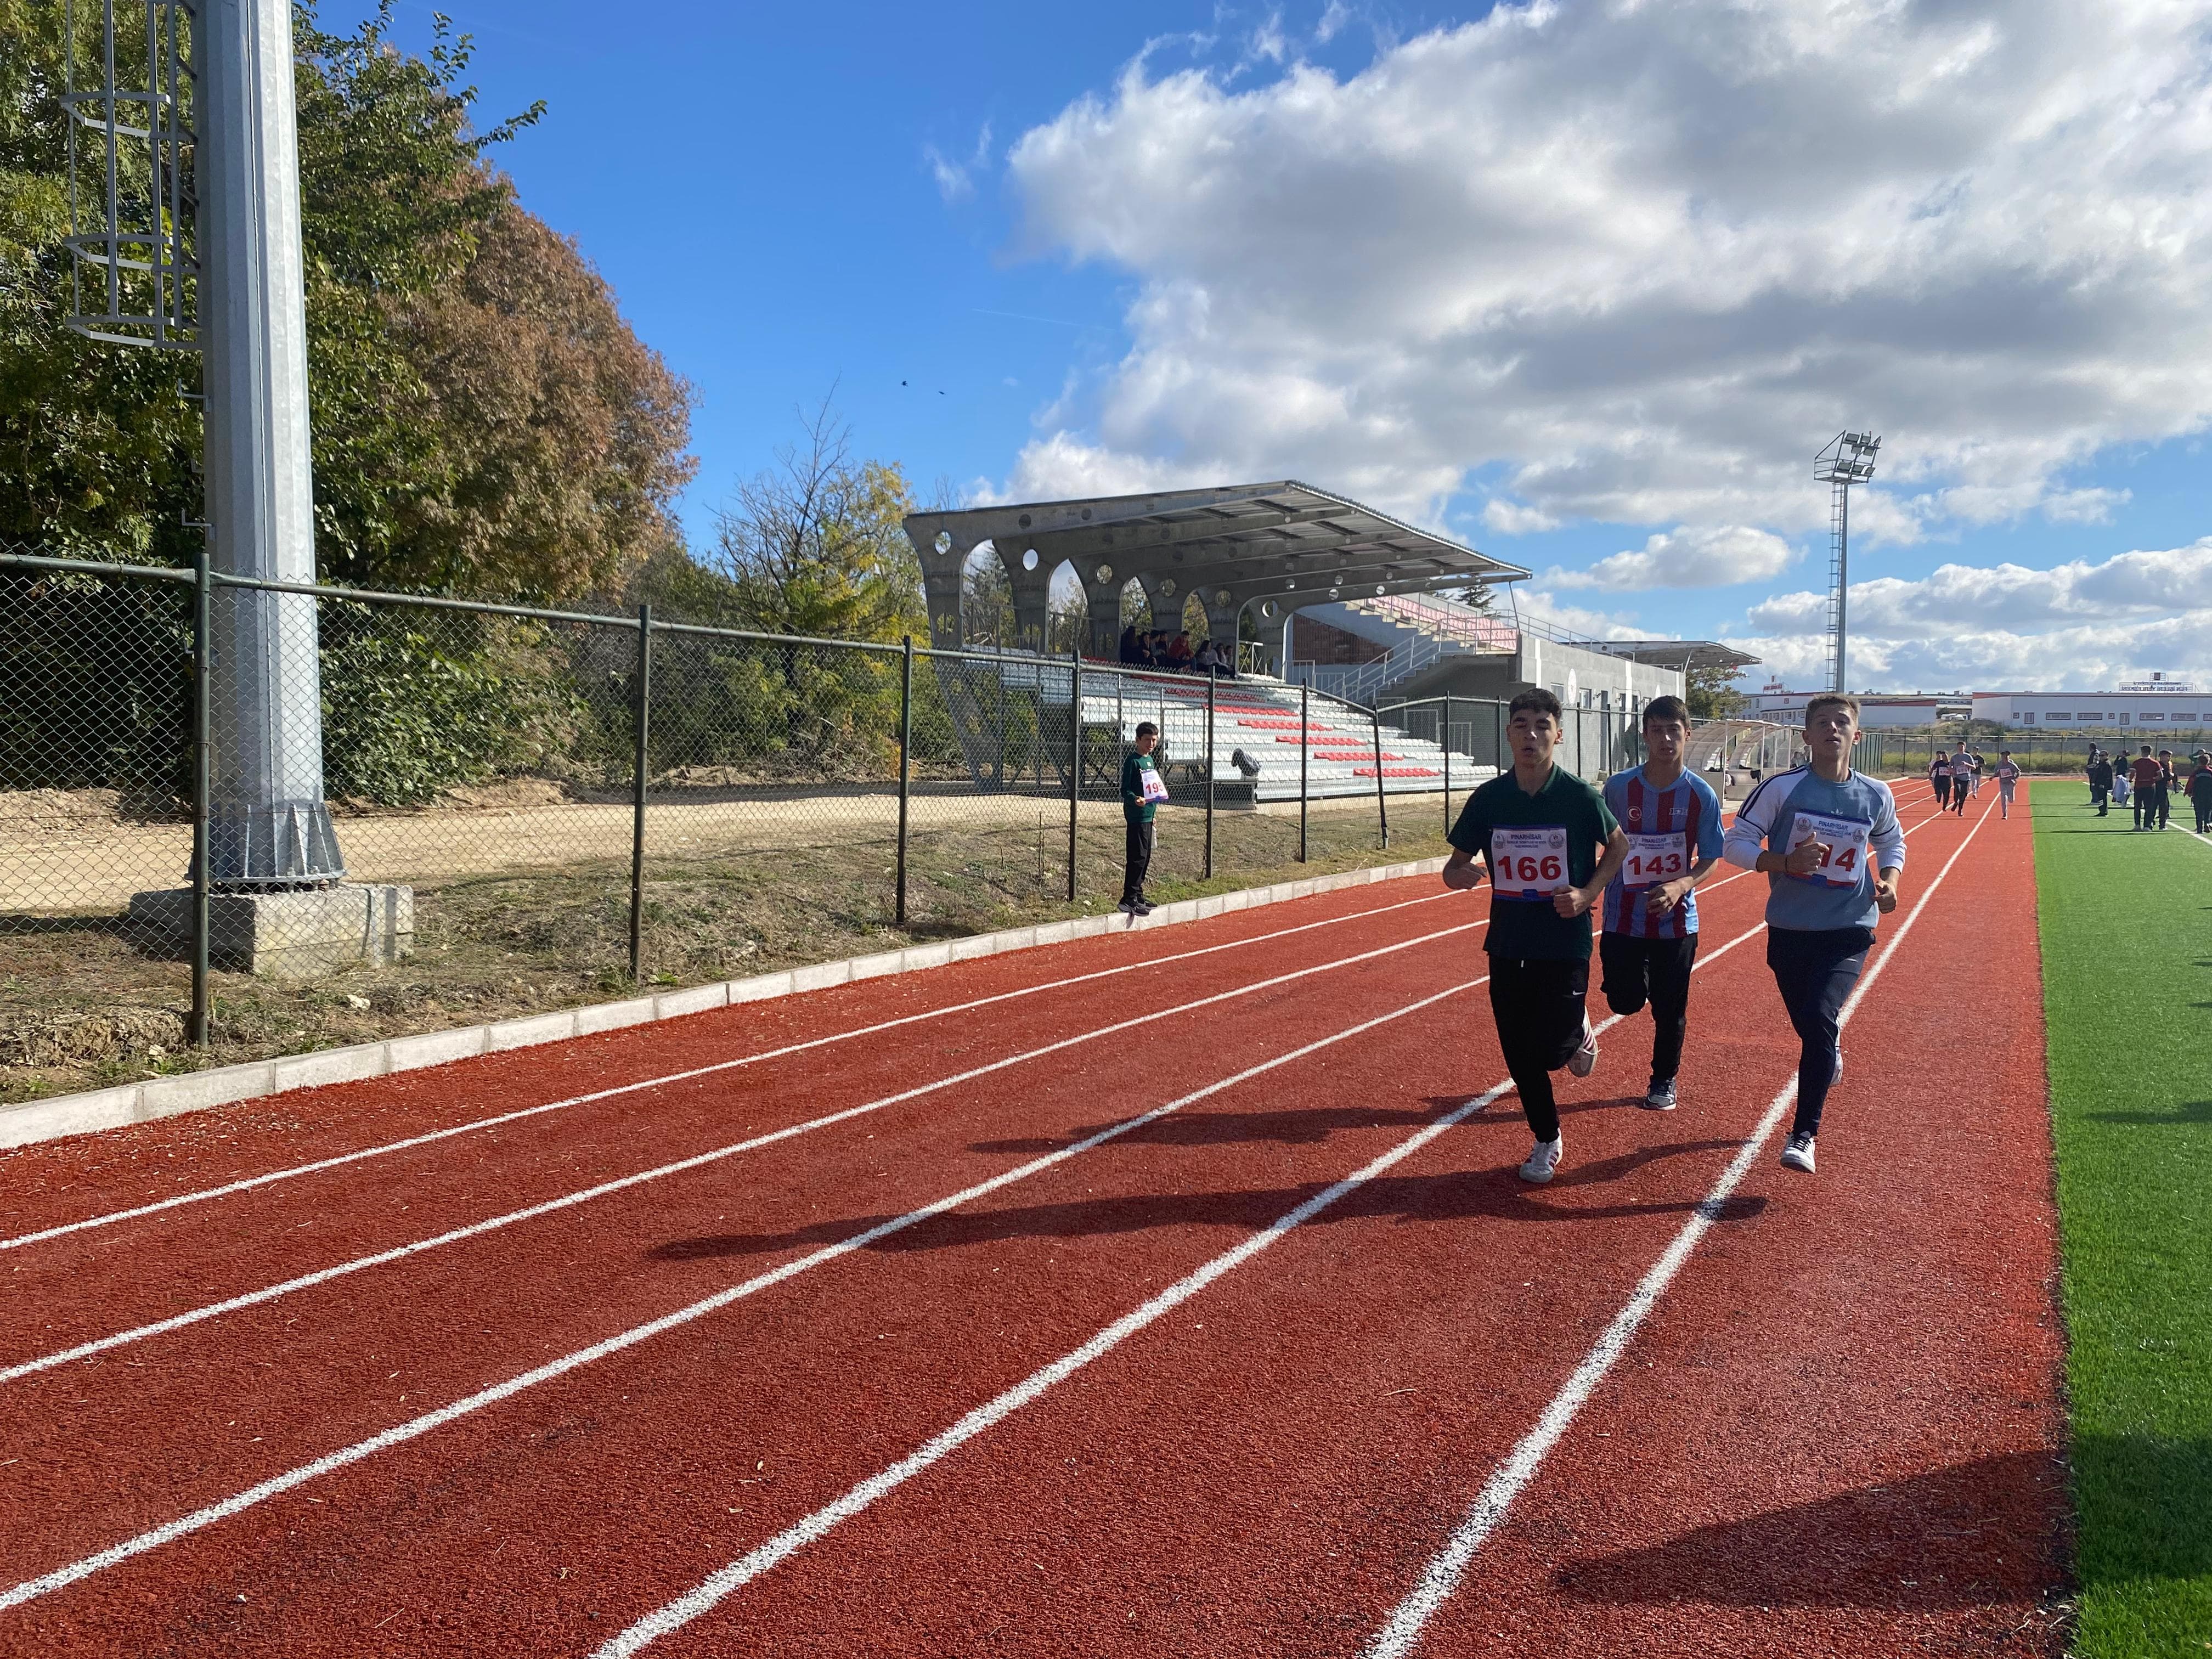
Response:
[1621,831,1688,887]
[1139,767,1170,804]
[1786,811,1871,888]
[1491,826,1570,901]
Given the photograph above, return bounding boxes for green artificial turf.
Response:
[2034,782,2212,1655]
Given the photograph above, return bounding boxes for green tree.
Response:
[1685,659,1748,721]
[684,399,924,642]
[0,2,692,604]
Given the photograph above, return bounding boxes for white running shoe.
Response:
[1780,1131,1817,1174]
[1519,1135,1564,1184]
[1567,1022,1599,1078]
[1642,1078,1678,1111]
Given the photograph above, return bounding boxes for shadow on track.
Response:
[646,1140,1764,1263]
[968,1094,1666,1157]
[1554,1448,2072,1612]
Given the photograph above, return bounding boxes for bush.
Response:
[318,605,596,805]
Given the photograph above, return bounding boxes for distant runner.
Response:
[1443,689,1629,1186]
[1928,749,1952,811]
[1722,694,1905,1176]
[1600,695,1725,1112]
[1947,745,1973,816]
[1995,750,2022,820]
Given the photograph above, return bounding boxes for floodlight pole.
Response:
[199,0,343,884]
[1814,431,1881,698]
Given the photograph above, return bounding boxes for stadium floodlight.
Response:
[65,0,343,885]
[1814,431,1881,696]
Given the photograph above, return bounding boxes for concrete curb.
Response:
[1,857,1449,1152]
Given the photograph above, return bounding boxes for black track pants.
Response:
[1122,820,1155,904]
[1599,930,1699,1086]
[1767,925,1874,1139]
[1486,954,1590,1144]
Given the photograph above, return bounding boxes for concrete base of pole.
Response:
[128,884,413,978]
[207,798,347,884]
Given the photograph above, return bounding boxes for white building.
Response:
[1972,685,2208,731]
[1750,691,1955,729]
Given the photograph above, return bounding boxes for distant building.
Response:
[1972,686,2208,731]
[1750,690,1957,728]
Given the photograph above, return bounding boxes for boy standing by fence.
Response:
[1443,689,1629,1185]
[1120,721,1166,916]
[1599,695,1724,1112]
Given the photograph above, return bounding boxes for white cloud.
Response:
[998,1,2212,537]
[1734,538,2212,690]
[1481,499,1560,535]
[1513,588,1647,642]
[924,121,995,204]
[1746,538,2212,636]
[1551,524,1796,591]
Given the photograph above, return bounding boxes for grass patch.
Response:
[1,797,1444,1105]
[2034,781,2212,1655]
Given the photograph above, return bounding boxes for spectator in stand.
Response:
[1929,748,1952,811]
[1118,624,1142,666]
[1168,631,1195,670]
[2189,754,2212,834]
[2131,745,2162,830]
[2087,751,2114,816]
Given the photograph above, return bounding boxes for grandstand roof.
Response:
[1573,638,1762,674]
[904,480,1530,653]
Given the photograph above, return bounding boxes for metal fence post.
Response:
[189,546,212,1047]
[1066,646,1081,902]
[1205,666,1217,880]
[628,603,651,981]
[1442,693,1453,838]
[896,635,913,927]
[1371,702,1389,850]
[1299,680,1310,863]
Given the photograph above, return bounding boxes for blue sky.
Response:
[379,0,2212,692]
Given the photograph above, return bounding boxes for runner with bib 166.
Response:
[1443,688,1630,1187]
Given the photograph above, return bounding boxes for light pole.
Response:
[1814,431,1880,696]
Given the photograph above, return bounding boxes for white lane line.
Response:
[0,955,1509,1613]
[1,890,1468,1255]
[2,917,1492,1384]
[586,916,1782,1658]
[1359,796,1997,1659]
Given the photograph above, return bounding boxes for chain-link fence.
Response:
[1849,725,2212,780]
[8,549,1555,1102]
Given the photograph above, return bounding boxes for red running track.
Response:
[0,793,2064,1656]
